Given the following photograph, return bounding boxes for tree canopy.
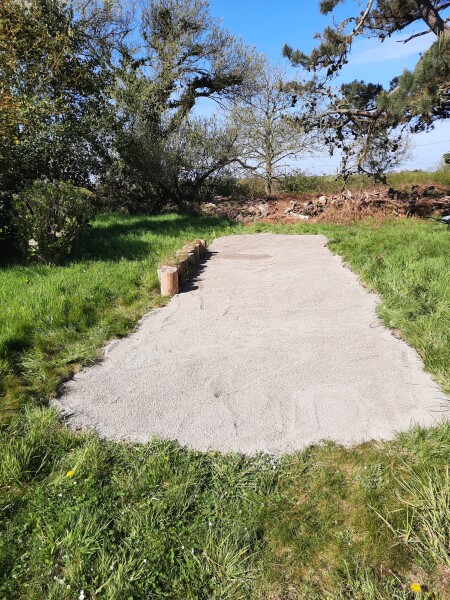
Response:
[283,1,450,176]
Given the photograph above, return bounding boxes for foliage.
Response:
[387,466,450,570]
[107,0,260,208]
[278,168,450,195]
[0,0,128,198]
[14,181,95,264]
[284,1,450,177]
[106,116,242,210]
[0,216,449,597]
[0,408,277,599]
[281,170,324,193]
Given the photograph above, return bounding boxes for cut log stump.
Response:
[177,258,189,276]
[193,242,201,261]
[157,265,179,296]
[186,250,196,265]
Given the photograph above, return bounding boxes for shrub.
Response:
[15,181,95,264]
[281,171,323,194]
[0,194,15,260]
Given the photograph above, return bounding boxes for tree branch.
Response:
[320,107,382,119]
[399,16,450,42]
[352,0,375,38]
[414,0,450,38]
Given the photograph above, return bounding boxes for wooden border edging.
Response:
[158,239,207,297]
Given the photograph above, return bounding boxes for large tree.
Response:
[230,64,316,195]
[110,0,260,207]
[283,1,450,175]
[0,0,131,195]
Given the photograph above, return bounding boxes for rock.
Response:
[247,206,260,215]
[258,203,268,216]
[318,195,327,204]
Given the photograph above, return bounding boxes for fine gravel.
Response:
[55,234,449,454]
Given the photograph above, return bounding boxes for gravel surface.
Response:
[55,234,448,454]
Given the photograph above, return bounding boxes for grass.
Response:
[0,213,237,418]
[0,213,449,598]
[241,168,450,196]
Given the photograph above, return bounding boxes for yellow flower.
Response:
[164,456,169,461]
[66,470,75,478]
[410,583,422,593]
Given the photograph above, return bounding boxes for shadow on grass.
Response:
[81,213,230,262]
[0,213,232,267]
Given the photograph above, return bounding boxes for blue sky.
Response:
[205,0,450,174]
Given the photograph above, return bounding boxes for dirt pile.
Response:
[201,185,450,224]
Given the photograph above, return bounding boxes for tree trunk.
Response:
[265,156,273,196]
[415,0,450,38]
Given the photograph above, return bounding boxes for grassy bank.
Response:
[1,214,449,598]
[240,169,450,196]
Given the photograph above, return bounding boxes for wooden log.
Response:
[195,239,207,256]
[177,258,189,276]
[193,242,201,261]
[186,250,196,265]
[157,265,179,296]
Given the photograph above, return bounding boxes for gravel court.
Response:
[55,234,449,454]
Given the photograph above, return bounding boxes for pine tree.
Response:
[283,1,450,176]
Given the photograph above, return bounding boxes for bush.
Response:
[15,181,95,264]
[281,171,323,194]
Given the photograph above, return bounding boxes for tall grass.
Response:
[1,214,449,597]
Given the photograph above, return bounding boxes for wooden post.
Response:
[182,244,198,262]
[177,258,189,276]
[193,242,201,261]
[157,265,179,296]
[194,239,206,256]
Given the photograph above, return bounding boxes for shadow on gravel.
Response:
[182,251,218,292]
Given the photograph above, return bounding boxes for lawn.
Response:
[0,213,449,598]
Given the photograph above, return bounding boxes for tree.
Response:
[283,1,450,176]
[230,64,315,195]
[110,0,260,207]
[318,78,413,179]
[104,115,241,209]
[0,0,131,196]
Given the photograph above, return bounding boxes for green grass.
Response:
[270,169,450,196]
[1,214,449,598]
[0,213,237,417]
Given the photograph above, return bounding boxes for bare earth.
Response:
[55,234,448,454]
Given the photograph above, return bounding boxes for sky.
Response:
[203,0,450,174]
